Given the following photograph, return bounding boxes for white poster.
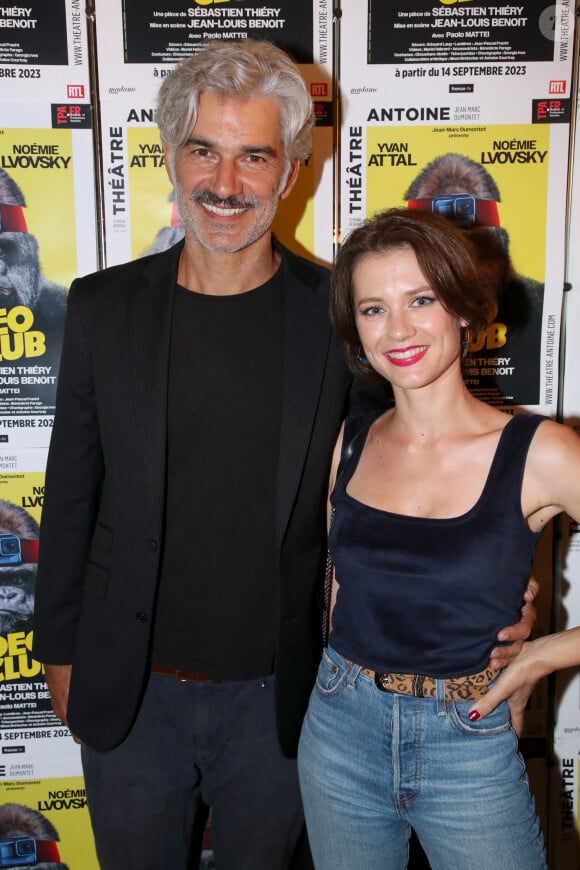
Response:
[0,0,91,103]
[338,0,574,414]
[94,0,335,266]
[553,79,580,867]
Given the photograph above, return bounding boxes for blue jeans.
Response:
[297,646,546,870]
[81,672,305,870]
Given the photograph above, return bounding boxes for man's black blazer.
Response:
[33,238,359,756]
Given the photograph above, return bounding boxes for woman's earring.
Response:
[357,352,369,364]
[461,328,472,358]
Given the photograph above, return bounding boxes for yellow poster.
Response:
[0,129,77,289]
[365,123,549,283]
[360,123,550,406]
[0,777,98,869]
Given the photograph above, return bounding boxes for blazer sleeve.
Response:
[32,280,105,664]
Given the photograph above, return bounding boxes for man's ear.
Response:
[280,159,301,201]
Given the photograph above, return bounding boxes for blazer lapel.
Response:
[127,242,183,522]
[276,246,332,547]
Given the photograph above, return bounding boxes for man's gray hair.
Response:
[156,39,314,164]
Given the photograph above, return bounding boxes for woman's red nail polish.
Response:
[468,710,480,722]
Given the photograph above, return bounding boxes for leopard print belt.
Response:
[345,660,500,702]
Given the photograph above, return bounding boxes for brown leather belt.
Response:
[151,663,220,683]
[345,660,499,703]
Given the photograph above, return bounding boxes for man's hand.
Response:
[473,578,540,733]
[44,663,79,743]
[489,576,539,670]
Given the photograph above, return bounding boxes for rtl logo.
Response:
[67,84,85,99]
[549,80,566,94]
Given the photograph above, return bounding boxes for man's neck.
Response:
[177,233,281,296]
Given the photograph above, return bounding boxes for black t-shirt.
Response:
[151,271,284,679]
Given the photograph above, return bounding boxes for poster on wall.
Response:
[366,0,565,66]
[0,0,91,103]
[0,108,97,446]
[557,80,580,650]
[94,0,330,98]
[0,463,99,867]
[555,228,580,749]
[551,85,580,866]
[0,467,59,730]
[0,4,98,865]
[339,0,574,414]
[99,97,335,268]
[0,778,98,869]
[122,0,315,65]
[99,100,168,266]
[551,743,580,866]
[0,1,96,447]
[95,0,335,266]
[363,123,548,406]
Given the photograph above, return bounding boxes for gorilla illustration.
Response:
[0,803,69,870]
[404,153,543,315]
[0,170,67,335]
[0,500,39,636]
[404,153,543,404]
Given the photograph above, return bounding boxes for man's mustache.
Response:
[189,190,259,210]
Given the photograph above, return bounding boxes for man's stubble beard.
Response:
[173,166,291,255]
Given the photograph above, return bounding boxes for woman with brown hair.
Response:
[298,207,580,869]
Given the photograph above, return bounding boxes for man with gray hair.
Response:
[32,39,353,869]
[33,38,533,870]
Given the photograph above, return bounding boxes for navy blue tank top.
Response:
[329,413,546,678]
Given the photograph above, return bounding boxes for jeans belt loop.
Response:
[412,674,425,697]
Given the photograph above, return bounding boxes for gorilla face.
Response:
[0,568,35,634]
[0,231,41,310]
[0,803,68,870]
